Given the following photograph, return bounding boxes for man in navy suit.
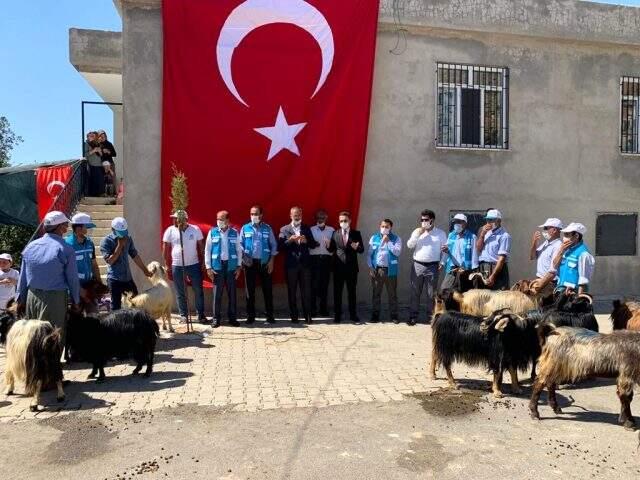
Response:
[279,206,319,323]
[328,211,364,323]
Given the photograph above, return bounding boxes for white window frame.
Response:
[621,76,640,155]
[436,63,509,150]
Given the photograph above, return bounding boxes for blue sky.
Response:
[0,0,638,166]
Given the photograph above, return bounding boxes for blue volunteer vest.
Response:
[241,222,273,265]
[444,230,475,273]
[557,242,590,289]
[209,227,239,271]
[370,232,399,277]
[64,234,95,283]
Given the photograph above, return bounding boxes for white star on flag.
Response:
[254,107,307,161]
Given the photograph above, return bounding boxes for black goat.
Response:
[66,308,159,382]
[430,309,521,397]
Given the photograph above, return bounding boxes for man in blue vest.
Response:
[205,210,243,328]
[241,205,278,324]
[65,213,103,312]
[476,209,511,290]
[440,213,479,292]
[367,218,402,323]
[553,222,595,294]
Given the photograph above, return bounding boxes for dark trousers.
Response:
[310,255,332,314]
[286,264,312,321]
[334,267,358,321]
[479,262,510,290]
[109,279,138,310]
[213,261,237,321]
[244,262,274,321]
[88,165,105,196]
[371,267,398,318]
[409,261,439,320]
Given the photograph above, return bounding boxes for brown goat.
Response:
[530,324,640,430]
[611,300,640,331]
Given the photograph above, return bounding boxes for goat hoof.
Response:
[429,374,437,381]
[87,373,96,379]
[493,391,503,399]
[169,328,175,333]
[162,325,167,331]
[29,405,39,412]
[552,407,562,415]
[529,410,540,420]
[57,395,65,403]
[623,420,637,431]
[5,390,14,396]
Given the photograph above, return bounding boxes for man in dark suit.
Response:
[328,211,364,323]
[279,206,319,323]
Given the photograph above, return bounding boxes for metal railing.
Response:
[28,159,88,243]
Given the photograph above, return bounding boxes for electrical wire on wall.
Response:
[389,0,408,55]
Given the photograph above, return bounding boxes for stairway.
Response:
[75,197,123,282]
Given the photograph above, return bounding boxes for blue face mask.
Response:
[453,224,463,234]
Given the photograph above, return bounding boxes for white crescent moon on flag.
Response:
[47,180,65,197]
[216,0,335,107]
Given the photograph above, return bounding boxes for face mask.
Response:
[340,221,350,230]
[217,220,227,229]
[541,231,551,241]
[317,219,326,226]
[380,227,390,235]
[292,220,302,228]
[251,215,261,224]
[422,220,433,229]
[453,224,463,234]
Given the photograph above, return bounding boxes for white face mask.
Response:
[340,221,350,230]
[453,224,463,234]
[542,231,551,241]
[380,227,390,235]
[292,219,302,227]
[251,215,261,225]
[421,220,433,229]
[217,220,227,229]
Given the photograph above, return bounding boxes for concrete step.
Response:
[99,264,108,274]
[76,204,123,214]
[81,197,117,206]
[90,228,111,238]
[91,219,116,228]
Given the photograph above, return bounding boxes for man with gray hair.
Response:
[17,211,81,340]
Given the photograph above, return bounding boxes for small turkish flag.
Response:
[161,0,380,241]
[36,165,73,220]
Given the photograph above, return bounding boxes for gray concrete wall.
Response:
[360,25,640,304]
[69,28,122,74]
[121,2,163,290]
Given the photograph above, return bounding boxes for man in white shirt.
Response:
[205,210,243,328]
[529,218,563,296]
[406,209,447,325]
[162,210,206,323]
[0,253,19,310]
[367,218,402,323]
[309,209,335,317]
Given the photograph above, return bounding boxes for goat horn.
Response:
[577,294,593,304]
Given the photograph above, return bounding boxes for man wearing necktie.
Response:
[328,211,364,323]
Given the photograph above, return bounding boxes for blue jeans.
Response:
[172,264,205,316]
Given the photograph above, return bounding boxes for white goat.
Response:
[123,261,174,332]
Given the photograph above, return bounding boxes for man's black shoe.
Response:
[198,315,209,324]
[370,315,380,323]
[212,319,221,328]
[305,317,312,324]
[392,317,400,324]
[352,317,362,324]
[408,318,417,326]
[266,317,276,324]
[246,318,255,325]
[229,319,241,327]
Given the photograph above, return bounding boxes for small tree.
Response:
[0,116,28,264]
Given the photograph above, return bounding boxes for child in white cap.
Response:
[0,253,19,310]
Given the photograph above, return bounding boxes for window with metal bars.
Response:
[621,76,640,154]
[436,63,509,150]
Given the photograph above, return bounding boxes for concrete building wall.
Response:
[116,0,640,310]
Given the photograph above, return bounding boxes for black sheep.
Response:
[66,308,159,382]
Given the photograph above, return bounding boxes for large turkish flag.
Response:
[35,164,73,220]
[161,0,380,237]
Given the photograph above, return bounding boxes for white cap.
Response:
[0,253,12,263]
[453,213,468,223]
[170,210,188,219]
[485,209,502,220]
[538,218,564,229]
[71,213,96,228]
[111,217,129,238]
[102,160,111,167]
[43,211,70,227]
[561,222,587,235]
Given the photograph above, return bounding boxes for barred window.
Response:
[436,63,509,150]
[621,76,640,154]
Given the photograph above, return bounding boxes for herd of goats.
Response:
[1,261,640,432]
